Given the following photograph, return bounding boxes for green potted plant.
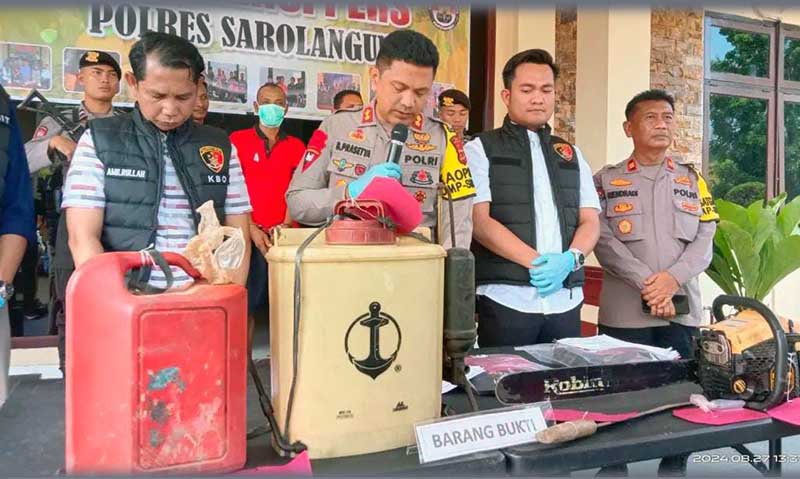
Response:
[706,193,800,301]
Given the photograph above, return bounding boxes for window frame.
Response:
[702,12,800,200]
[704,15,775,87]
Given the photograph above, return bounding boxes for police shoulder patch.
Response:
[199,145,225,173]
[553,143,574,161]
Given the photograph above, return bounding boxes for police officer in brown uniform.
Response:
[593,89,717,476]
[24,50,122,374]
[437,89,471,142]
[25,51,122,173]
[287,30,473,248]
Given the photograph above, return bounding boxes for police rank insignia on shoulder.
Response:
[361,106,373,123]
[553,143,574,161]
[199,146,225,173]
[412,114,424,131]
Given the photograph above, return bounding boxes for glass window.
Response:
[708,94,768,205]
[707,25,770,78]
[785,101,800,200]
[785,37,800,82]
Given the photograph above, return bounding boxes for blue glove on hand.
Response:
[529,252,576,297]
[346,162,403,199]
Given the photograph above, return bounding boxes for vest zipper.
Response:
[152,133,166,247]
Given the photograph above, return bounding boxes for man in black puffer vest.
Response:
[465,49,600,347]
[62,32,251,295]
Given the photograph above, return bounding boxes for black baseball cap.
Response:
[438,89,471,110]
[79,50,121,78]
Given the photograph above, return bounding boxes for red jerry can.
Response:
[65,252,247,474]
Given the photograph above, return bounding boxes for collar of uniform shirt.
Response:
[254,124,287,153]
[79,100,116,121]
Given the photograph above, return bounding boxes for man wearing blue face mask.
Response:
[230,82,305,352]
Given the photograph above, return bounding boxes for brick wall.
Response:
[650,8,704,164]
[554,7,577,144]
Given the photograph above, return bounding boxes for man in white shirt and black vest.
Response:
[466,49,600,347]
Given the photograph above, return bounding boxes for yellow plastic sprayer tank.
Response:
[266,227,446,459]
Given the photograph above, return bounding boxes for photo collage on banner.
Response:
[0,42,52,91]
[0,5,470,121]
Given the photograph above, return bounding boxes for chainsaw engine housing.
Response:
[697,306,800,405]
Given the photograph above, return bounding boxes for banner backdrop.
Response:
[0,4,469,120]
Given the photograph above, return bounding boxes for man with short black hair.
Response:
[63,31,251,292]
[332,89,363,112]
[467,49,600,347]
[438,88,471,141]
[287,29,473,249]
[192,77,210,125]
[26,50,122,174]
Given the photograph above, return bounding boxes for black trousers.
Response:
[476,296,582,347]
[12,241,39,310]
[598,323,698,360]
[9,242,39,336]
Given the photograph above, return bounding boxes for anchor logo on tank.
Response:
[344,302,402,379]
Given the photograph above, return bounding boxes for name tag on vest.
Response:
[0,113,10,126]
[106,167,147,180]
[205,174,229,184]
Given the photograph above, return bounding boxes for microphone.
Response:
[386,124,408,164]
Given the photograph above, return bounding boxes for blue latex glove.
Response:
[529,252,576,297]
[346,162,402,199]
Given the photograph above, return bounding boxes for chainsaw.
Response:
[497,295,798,412]
[498,295,799,445]
[697,294,800,410]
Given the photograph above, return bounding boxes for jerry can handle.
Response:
[116,251,203,281]
[159,252,203,279]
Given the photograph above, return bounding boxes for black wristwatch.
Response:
[569,248,585,271]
